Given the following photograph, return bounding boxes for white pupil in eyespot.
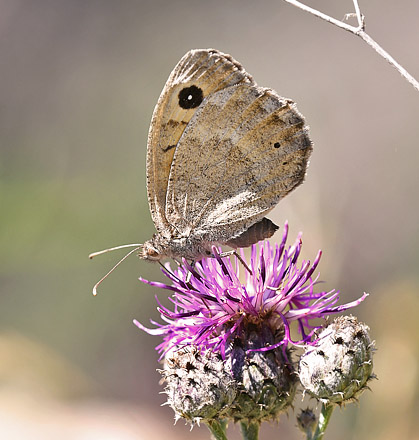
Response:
[188,95,192,100]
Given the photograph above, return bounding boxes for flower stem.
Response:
[206,420,228,440]
[240,420,260,440]
[312,403,334,440]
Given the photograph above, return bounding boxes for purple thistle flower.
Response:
[134,222,367,359]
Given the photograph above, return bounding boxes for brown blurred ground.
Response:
[0,0,418,438]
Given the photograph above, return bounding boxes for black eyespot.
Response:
[274,142,281,148]
[178,85,204,109]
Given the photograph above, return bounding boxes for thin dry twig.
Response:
[282,0,419,92]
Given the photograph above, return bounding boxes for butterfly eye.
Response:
[178,85,203,109]
[141,241,162,261]
[147,248,160,260]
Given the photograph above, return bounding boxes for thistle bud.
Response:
[299,315,375,405]
[162,346,237,424]
[296,408,317,435]
[226,324,297,423]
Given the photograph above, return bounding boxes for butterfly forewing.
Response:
[146,49,254,235]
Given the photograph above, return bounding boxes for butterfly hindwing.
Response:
[164,83,312,244]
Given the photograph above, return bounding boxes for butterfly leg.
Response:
[216,250,253,275]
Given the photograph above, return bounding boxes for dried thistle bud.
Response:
[299,315,375,405]
[162,346,237,424]
[226,324,297,423]
[296,408,317,434]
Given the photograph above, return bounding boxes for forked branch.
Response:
[282,0,419,92]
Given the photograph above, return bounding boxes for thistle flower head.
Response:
[135,223,367,359]
[135,223,369,425]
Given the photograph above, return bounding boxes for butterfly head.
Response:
[139,233,215,262]
[140,238,164,261]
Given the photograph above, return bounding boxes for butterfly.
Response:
[140,48,312,262]
[91,48,312,281]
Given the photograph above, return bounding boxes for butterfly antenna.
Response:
[89,243,142,259]
[90,244,142,296]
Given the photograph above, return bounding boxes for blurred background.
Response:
[1,0,418,438]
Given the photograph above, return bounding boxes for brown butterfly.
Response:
[90,49,312,292]
[141,48,312,261]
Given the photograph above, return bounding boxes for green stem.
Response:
[240,420,260,440]
[206,419,228,440]
[312,403,334,440]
